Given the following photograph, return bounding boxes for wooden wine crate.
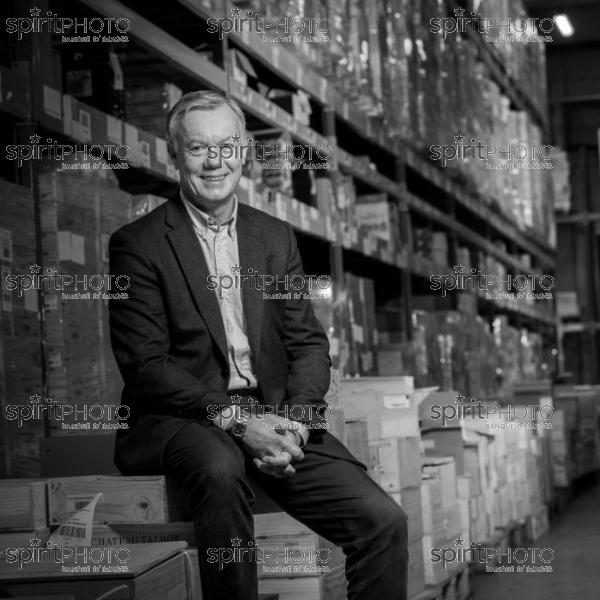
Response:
[0,479,48,530]
[47,476,189,525]
[0,541,189,600]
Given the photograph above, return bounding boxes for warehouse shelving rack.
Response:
[1,0,557,363]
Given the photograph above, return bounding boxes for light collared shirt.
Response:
[181,193,258,394]
[181,192,309,446]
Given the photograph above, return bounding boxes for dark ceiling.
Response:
[523,0,600,46]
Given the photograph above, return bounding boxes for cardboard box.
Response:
[256,532,343,578]
[422,457,457,516]
[373,437,422,491]
[0,542,189,599]
[344,418,370,467]
[340,377,417,438]
[327,408,346,445]
[421,478,444,535]
[407,538,425,598]
[390,487,423,543]
[258,562,346,600]
[422,530,447,586]
[47,476,188,525]
[0,480,48,530]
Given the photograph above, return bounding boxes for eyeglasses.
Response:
[183,143,237,158]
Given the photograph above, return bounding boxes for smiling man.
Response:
[109,90,408,600]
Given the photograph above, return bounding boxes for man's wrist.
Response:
[292,423,308,447]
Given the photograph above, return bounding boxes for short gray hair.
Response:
[166,90,246,157]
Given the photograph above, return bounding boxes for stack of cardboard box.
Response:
[339,376,427,597]
[0,180,44,477]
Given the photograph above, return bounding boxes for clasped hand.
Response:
[239,414,304,478]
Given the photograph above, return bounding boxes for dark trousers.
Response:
[163,422,408,600]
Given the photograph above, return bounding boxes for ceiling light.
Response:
[554,14,574,37]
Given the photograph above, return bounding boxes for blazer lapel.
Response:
[165,196,229,364]
[236,205,265,366]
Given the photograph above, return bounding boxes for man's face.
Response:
[171,104,244,210]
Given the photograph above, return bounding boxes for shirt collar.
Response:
[181,192,238,239]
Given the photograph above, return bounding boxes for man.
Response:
[109,90,407,600]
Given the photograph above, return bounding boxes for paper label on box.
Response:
[73,108,91,142]
[43,84,62,119]
[383,394,410,409]
[352,323,364,344]
[65,494,99,516]
[106,114,123,144]
[70,234,85,265]
[422,439,435,449]
[50,493,102,546]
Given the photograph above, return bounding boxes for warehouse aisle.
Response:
[471,482,600,599]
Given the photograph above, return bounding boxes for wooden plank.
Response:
[0,480,48,530]
[47,476,189,525]
[79,0,227,91]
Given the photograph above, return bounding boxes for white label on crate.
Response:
[106,114,122,144]
[65,494,98,516]
[73,109,91,142]
[50,493,102,547]
[71,234,85,265]
[43,84,62,119]
[383,394,410,409]
[422,439,435,449]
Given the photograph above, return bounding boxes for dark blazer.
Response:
[109,194,354,474]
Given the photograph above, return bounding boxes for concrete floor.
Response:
[471,482,600,599]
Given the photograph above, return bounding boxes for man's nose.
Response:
[204,148,223,169]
